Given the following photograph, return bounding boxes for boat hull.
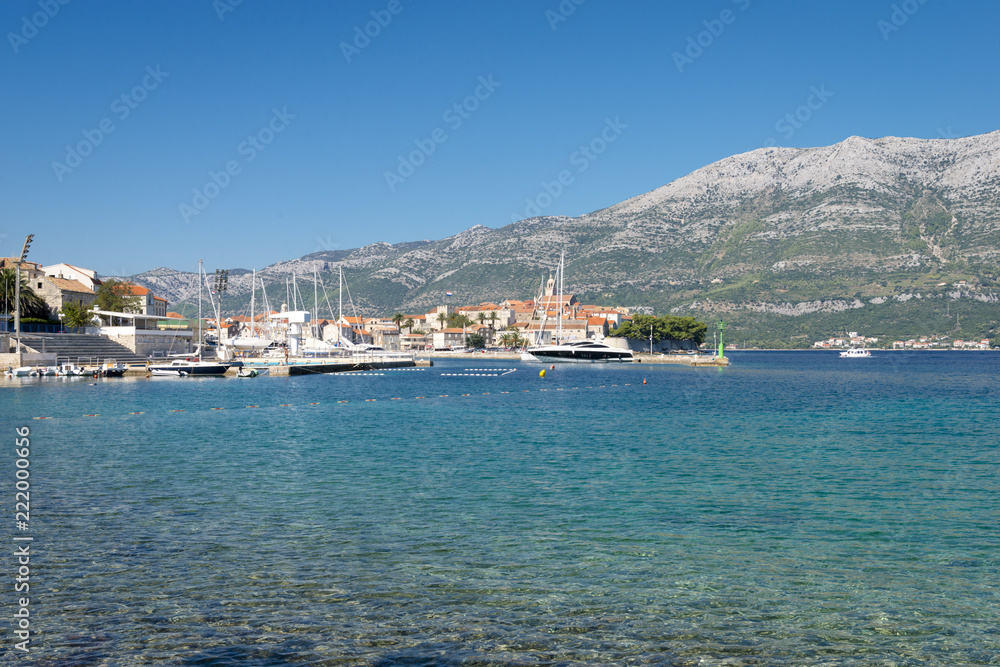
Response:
[523,346,634,363]
[148,361,230,376]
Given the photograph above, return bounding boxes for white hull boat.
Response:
[148,358,232,377]
[522,340,635,363]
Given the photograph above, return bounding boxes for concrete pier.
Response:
[240,357,431,377]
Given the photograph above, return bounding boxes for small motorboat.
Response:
[99,361,128,377]
[840,348,871,358]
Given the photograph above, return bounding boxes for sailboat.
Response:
[521,253,634,363]
[148,260,235,377]
[225,270,274,351]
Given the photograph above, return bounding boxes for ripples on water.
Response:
[3,352,999,665]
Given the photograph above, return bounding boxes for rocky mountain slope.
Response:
[126,131,1000,345]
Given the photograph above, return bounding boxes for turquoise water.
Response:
[3,352,999,665]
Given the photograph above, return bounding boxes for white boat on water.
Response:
[148,358,232,377]
[522,339,635,363]
[840,347,871,358]
[4,366,33,377]
[56,363,88,376]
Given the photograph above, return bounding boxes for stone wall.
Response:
[1,352,58,368]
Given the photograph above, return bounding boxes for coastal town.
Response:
[4,252,996,372]
[811,332,993,351]
[2,254,655,369]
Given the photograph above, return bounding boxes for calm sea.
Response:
[3,352,999,665]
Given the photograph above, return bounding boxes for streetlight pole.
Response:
[13,234,33,351]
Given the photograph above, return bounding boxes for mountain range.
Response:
[127,130,1000,346]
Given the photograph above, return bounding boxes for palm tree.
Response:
[477,312,486,327]
[436,312,447,330]
[391,312,404,330]
[404,318,415,333]
[488,310,498,331]
[0,268,49,322]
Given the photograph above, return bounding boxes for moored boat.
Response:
[99,360,128,377]
[523,339,634,363]
[148,358,232,377]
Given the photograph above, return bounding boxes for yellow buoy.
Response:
[539,369,546,378]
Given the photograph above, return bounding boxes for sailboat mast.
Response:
[557,251,564,343]
[338,266,343,346]
[250,269,256,339]
[198,259,203,360]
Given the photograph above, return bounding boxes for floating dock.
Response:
[117,357,432,377]
[236,357,431,377]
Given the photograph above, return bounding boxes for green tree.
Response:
[436,312,447,329]
[391,312,404,329]
[610,314,707,345]
[488,310,498,331]
[0,268,49,320]
[465,332,486,348]
[59,301,95,327]
[95,279,141,314]
[404,317,415,333]
[448,313,473,329]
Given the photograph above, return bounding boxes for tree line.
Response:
[609,314,707,344]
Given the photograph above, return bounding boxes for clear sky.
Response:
[3,0,999,277]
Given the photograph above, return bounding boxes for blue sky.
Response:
[3,0,998,277]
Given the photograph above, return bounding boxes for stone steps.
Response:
[20,334,150,366]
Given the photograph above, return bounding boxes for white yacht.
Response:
[839,347,871,358]
[523,339,635,363]
[148,358,233,376]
